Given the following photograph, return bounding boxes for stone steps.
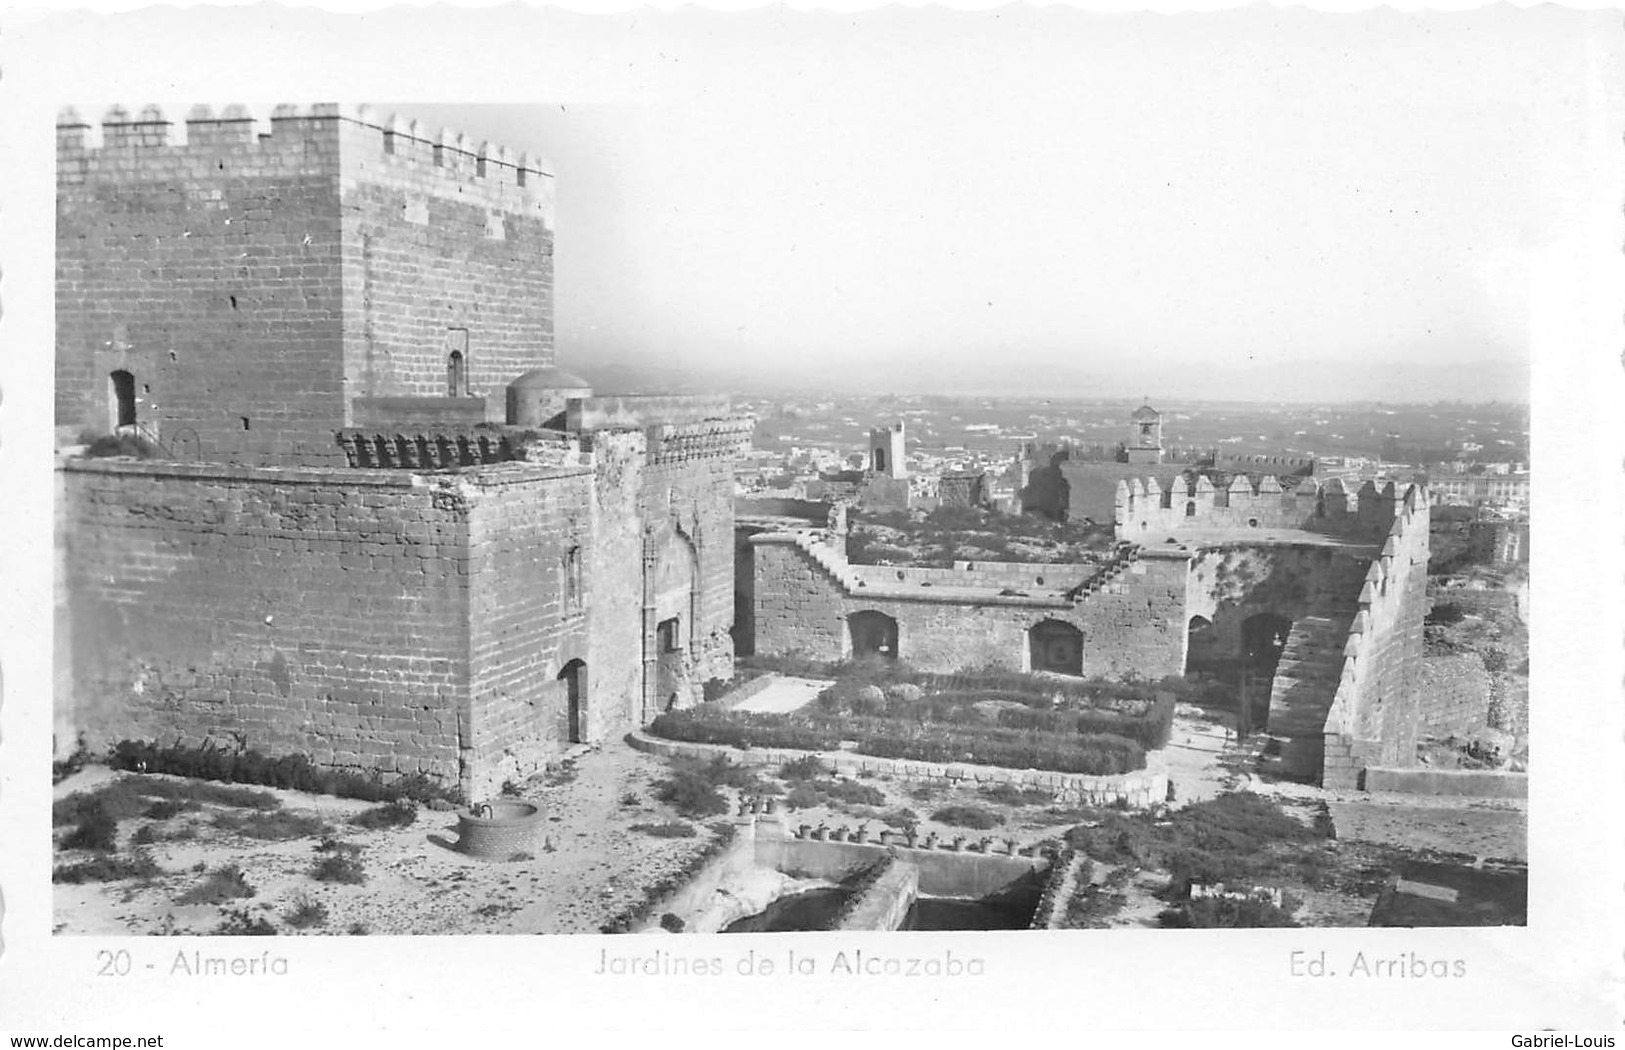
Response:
[1264,612,1356,780]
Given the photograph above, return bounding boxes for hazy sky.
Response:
[374,11,1601,401]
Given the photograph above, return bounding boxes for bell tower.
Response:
[1127,401,1164,465]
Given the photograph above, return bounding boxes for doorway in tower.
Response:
[848,611,898,660]
[1237,613,1292,735]
[558,659,587,744]
[1028,620,1084,676]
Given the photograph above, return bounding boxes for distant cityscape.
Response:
[731,393,1529,522]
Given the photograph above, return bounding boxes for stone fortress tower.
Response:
[54,103,752,798]
[870,422,908,478]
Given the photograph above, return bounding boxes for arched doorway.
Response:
[558,659,587,743]
[1028,619,1083,675]
[848,611,898,659]
[110,370,137,429]
[1184,614,1217,674]
[1241,613,1292,669]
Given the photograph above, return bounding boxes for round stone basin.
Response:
[457,800,543,861]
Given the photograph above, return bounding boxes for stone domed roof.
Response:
[509,366,593,393]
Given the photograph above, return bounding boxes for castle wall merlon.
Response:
[59,103,556,219]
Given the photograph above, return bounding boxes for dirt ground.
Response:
[54,705,1527,935]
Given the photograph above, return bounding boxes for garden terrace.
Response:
[647,662,1177,776]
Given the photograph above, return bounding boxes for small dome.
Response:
[1131,403,1160,420]
[509,366,592,393]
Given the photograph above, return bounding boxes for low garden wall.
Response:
[627,730,1168,808]
[1363,766,1527,799]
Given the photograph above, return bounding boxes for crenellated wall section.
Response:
[56,103,555,467]
[1318,485,1432,789]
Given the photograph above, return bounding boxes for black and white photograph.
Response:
[1,0,1620,1040]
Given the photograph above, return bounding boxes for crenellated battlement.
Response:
[1114,472,1417,540]
[1320,484,1431,787]
[1212,452,1317,473]
[57,103,554,218]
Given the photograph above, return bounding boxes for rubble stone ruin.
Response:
[53,103,752,798]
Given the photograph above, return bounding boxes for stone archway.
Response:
[1184,614,1217,674]
[848,611,898,659]
[1241,612,1292,669]
[1028,619,1083,676]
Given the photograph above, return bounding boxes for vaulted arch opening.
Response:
[1028,619,1083,676]
[848,611,898,660]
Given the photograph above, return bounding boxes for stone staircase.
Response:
[1263,610,1357,781]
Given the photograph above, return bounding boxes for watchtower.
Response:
[1127,401,1164,465]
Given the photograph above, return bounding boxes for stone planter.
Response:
[457,800,544,861]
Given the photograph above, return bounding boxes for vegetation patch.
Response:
[630,821,698,839]
[930,804,1003,830]
[177,863,256,906]
[214,908,278,936]
[284,894,329,930]
[846,505,1114,567]
[212,810,331,842]
[1066,791,1330,900]
[108,739,462,806]
[53,850,162,885]
[979,784,1056,807]
[1157,895,1299,928]
[349,799,418,830]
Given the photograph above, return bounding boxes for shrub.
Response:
[310,854,366,885]
[631,821,698,839]
[652,771,728,820]
[779,755,828,781]
[660,913,686,933]
[284,894,329,930]
[53,850,162,884]
[83,433,160,459]
[349,799,418,830]
[61,802,120,852]
[314,836,363,857]
[930,805,1002,830]
[177,864,255,905]
[620,792,642,807]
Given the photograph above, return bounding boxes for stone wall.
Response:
[56,104,555,467]
[1185,544,1373,656]
[1321,486,1432,789]
[59,457,473,782]
[465,467,595,796]
[752,535,1186,677]
[1363,766,1527,799]
[1118,475,1401,542]
[1415,654,1493,736]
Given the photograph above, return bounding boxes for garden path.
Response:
[732,675,830,715]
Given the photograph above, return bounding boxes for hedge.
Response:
[646,710,843,752]
[995,692,1175,750]
[854,729,1144,776]
[108,739,463,805]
